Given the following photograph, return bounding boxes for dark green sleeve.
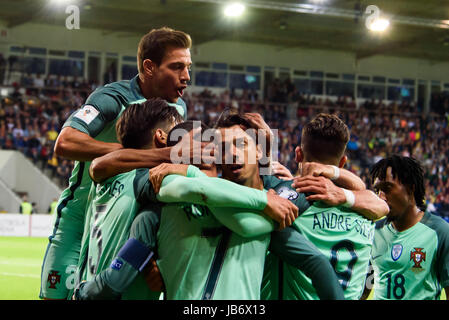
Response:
[62,87,123,137]
[270,227,345,300]
[74,207,161,300]
[129,205,162,251]
[425,214,449,288]
[134,168,158,205]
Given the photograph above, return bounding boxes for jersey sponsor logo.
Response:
[47,270,61,289]
[277,186,299,201]
[391,244,403,261]
[410,247,426,269]
[110,259,123,270]
[74,105,99,125]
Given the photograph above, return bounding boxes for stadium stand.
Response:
[1,76,449,221]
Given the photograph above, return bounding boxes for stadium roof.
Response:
[1,0,449,61]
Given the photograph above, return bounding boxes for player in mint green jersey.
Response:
[40,27,193,299]
[73,118,304,300]
[363,155,449,300]
[262,113,389,300]
[76,99,184,300]
[75,115,346,300]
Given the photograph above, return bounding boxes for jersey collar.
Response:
[130,75,145,101]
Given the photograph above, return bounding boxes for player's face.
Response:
[151,47,191,103]
[219,125,260,185]
[373,167,413,221]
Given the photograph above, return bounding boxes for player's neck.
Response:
[245,175,264,190]
[392,206,424,232]
[137,75,155,99]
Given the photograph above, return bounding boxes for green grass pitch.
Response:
[0,236,446,300]
[0,236,48,300]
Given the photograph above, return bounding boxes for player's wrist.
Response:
[329,165,340,181]
[341,188,355,208]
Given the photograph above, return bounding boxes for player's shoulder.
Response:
[262,175,310,212]
[420,211,449,238]
[85,79,135,107]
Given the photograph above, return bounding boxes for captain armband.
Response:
[112,238,154,272]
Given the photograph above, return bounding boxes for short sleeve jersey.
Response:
[155,171,271,300]
[372,211,449,300]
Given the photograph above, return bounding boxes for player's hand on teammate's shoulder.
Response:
[292,175,346,206]
[271,161,294,180]
[263,189,299,230]
[149,163,189,193]
[297,161,334,178]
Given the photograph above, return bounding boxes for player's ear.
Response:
[143,59,155,77]
[295,146,303,163]
[154,128,168,147]
[338,155,347,168]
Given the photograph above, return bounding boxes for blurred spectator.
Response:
[19,195,32,215]
[0,53,6,85]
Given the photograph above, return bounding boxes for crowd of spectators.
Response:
[1,76,449,219]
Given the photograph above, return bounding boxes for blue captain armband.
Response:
[114,238,154,272]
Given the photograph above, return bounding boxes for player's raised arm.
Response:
[55,127,123,161]
[292,175,389,220]
[89,147,173,183]
[295,161,366,191]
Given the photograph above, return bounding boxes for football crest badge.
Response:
[277,187,299,201]
[410,248,426,268]
[391,244,403,261]
[47,270,61,289]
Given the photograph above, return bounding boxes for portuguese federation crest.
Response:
[410,248,426,268]
[391,244,403,261]
[47,270,61,289]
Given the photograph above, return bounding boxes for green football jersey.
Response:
[40,75,186,299]
[289,202,375,300]
[259,175,311,300]
[156,168,270,300]
[372,212,449,300]
[77,168,158,300]
[156,202,270,300]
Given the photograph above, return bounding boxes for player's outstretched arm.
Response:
[292,175,388,220]
[89,147,173,183]
[270,227,345,300]
[155,165,298,228]
[55,127,123,162]
[297,162,366,191]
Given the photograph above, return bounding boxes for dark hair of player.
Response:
[137,26,192,74]
[214,107,269,168]
[301,113,350,164]
[370,155,426,211]
[116,98,183,149]
[166,120,210,147]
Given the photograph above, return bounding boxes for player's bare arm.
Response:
[89,147,173,183]
[54,127,123,162]
[293,175,389,220]
[150,164,298,230]
[297,161,366,191]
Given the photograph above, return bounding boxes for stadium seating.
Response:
[1,77,449,220]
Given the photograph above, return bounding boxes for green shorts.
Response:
[40,212,85,299]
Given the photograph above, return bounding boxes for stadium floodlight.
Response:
[49,0,76,6]
[224,2,246,17]
[367,18,390,32]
